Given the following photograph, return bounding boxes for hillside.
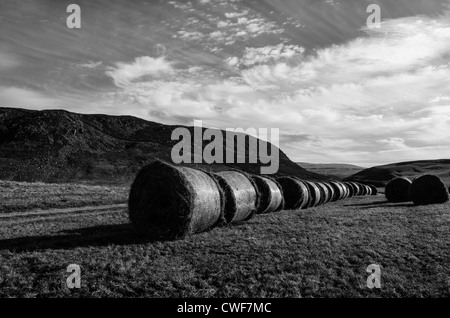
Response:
[345,159,450,186]
[296,162,365,180]
[0,107,325,183]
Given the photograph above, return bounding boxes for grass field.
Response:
[0,191,449,298]
[0,180,128,213]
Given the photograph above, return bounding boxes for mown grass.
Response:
[0,194,449,298]
[0,180,128,213]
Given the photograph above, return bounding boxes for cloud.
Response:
[107,14,450,165]
[0,51,20,70]
[0,86,59,108]
[105,56,173,87]
[226,44,305,68]
[79,61,103,69]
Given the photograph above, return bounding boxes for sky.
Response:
[1,0,450,167]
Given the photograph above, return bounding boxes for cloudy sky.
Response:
[1,0,450,166]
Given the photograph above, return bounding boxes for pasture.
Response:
[0,186,449,298]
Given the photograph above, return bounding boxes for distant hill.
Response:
[297,162,365,180]
[0,107,326,183]
[344,159,450,187]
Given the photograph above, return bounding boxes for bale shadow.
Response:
[0,223,164,252]
[345,200,391,207]
[345,200,415,209]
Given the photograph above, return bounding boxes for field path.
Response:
[0,203,127,225]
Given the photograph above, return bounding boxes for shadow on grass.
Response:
[0,223,164,252]
[345,200,415,209]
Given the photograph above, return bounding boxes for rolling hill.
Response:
[345,159,450,186]
[0,107,325,183]
[296,162,365,180]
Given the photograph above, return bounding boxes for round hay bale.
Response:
[368,184,378,195]
[128,160,224,240]
[351,182,361,196]
[363,184,371,196]
[344,182,357,197]
[356,183,366,196]
[322,182,336,202]
[214,170,260,224]
[341,182,350,199]
[250,175,284,214]
[315,182,330,205]
[276,177,309,210]
[410,174,449,205]
[357,183,367,196]
[304,181,321,207]
[385,177,412,203]
[328,181,345,201]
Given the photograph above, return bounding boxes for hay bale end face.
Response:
[410,174,450,205]
[276,177,309,210]
[128,161,224,239]
[385,177,412,203]
[251,175,284,214]
[214,170,259,224]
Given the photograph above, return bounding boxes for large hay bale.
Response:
[250,175,284,214]
[410,175,449,205]
[276,177,309,210]
[128,160,224,239]
[304,181,321,207]
[385,177,412,203]
[315,182,330,205]
[214,170,260,224]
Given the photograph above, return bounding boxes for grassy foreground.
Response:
[0,193,449,298]
[0,180,128,213]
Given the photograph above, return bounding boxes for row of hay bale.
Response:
[128,161,377,240]
[274,177,376,210]
[385,175,450,205]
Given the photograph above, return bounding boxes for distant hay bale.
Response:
[323,182,336,202]
[128,160,224,240]
[350,182,362,197]
[328,181,345,201]
[250,175,284,214]
[368,184,378,195]
[341,182,350,199]
[357,183,367,196]
[410,175,449,205]
[304,181,321,207]
[385,177,412,203]
[363,184,371,196]
[214,170,260,224]
[315,182,330,205]
[344,182,357,197]
[276,177,309,210]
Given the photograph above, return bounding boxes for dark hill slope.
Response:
[0,107,326,183]
[344,159,450,186]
